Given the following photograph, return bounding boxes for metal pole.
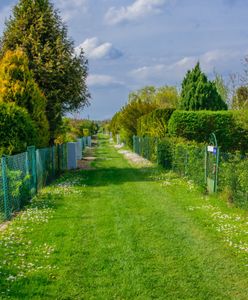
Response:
[1,156,10,220]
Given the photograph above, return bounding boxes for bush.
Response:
[157,137,205,186]
[138,108,175,137]
[168,110,248,152]
[157,138,173,169]
[0,102,37,154]
[218,152,248,209]
[0,49,49,147]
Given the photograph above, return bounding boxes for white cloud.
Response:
[130,49,243,83]
[87,74,123,87]
[105,0,167,25]
[53,0,88,21]
[75,37,123,60]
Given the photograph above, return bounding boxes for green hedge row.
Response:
[137,108,175,137]
[168,110,248,152]
[138,109,248,152]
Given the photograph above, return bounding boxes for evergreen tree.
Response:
[0,0,90,143]
[180,62,227,111]
[0,49,49,147]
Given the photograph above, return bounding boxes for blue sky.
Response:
[0,0,248,120]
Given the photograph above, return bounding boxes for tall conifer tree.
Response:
[180,62,227,111]
[0,0,90,143]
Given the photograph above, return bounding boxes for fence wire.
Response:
[0,136,92,223]
[133,136,248,206]
[0,143,67,222]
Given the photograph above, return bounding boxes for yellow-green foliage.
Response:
[0,49,49,147]
[0,102,37,154]
[118,101,158,147]
[55,118,97,144]
[138,108,175,138]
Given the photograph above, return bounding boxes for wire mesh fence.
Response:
[133,135,248,206]
[0,144,67,223]
[0,136,92,223]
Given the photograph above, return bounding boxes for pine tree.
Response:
[0,49,49,147]
[180,62,227,111]
[0,0,90,143]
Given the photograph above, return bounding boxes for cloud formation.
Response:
[53,0,88,21]
[105,0,167,25]
[130,49,243,83]
[87,74,123,87]
[75,37,123,60]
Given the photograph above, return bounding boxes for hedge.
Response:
[137,108,175,137]
[168,110,248,152]
[0,102,37,154]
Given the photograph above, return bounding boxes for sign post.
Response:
[205,133,219,193]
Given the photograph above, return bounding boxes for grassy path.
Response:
[1,136,248,299]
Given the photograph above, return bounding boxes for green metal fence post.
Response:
[1,156,10,220]
[33,147,37,194]
[215,147,220,193]
[24,151,31,200]
[204,146,208,185]
[52,146,55,178]
[57,145,61,174]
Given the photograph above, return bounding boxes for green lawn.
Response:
[1,135,248,299]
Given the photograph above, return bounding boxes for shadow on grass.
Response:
[73,166,156,187]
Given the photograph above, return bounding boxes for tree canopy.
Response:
[128,85,179,108]
[232,86,248,110]
[180,62,227,111]
[0,0,90,143]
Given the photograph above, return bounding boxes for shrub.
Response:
[168,110,248,152]
[138,108,175,137]
[219,152,248,209]
[157,138,173,169]
[0,102,37,154]
[0,49,49,147]
[157,137,205,186]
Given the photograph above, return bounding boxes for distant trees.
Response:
[128,85,179,108]
[55,118,98,145]
[213,71,229,105]
[180,62,227,111]
[232,86,248,110]
[110,100,157,147]
[154,86,179,108]
[0,0,90,143]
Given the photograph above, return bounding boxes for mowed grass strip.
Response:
[0,135,248,299]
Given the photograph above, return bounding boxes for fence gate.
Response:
[205,133,219,193]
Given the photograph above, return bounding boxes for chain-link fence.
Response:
[0,136,93,223]
[133,136,158,162]
[0,143,69,223]
[133,136,248,206]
